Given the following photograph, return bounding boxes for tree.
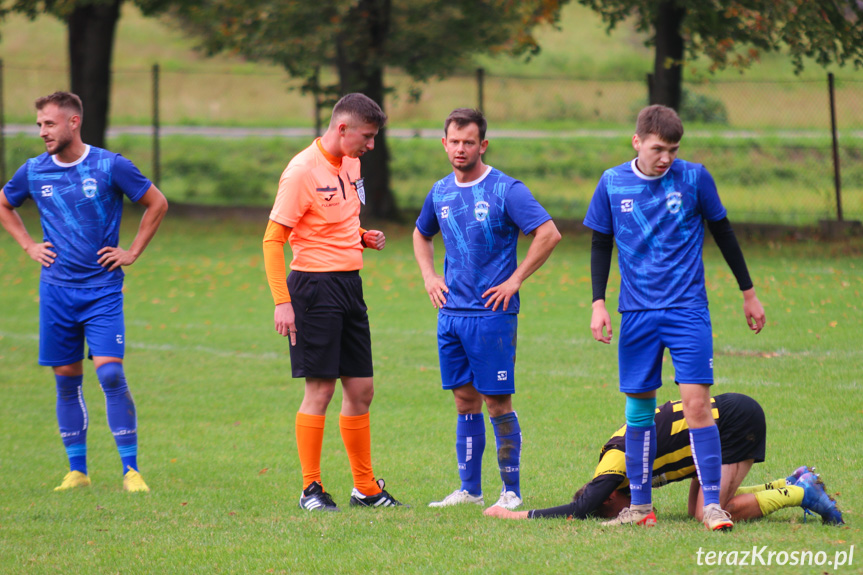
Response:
[4,0,173,148]
[173,0,569,220]
[578,0,863,111]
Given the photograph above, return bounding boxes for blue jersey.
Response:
[416,166,552,316]
[583,159,726,312]
[3,146,151,287]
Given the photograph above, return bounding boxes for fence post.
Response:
[152,63,161,188]
[0,59,5,187]
[476,68,485,113]
[828,72,842,221]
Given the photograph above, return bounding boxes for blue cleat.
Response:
[786,465,815,486]
[798,472,844,525]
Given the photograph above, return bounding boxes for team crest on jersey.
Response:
[666,191,682,214]
[41,185,54,197]
[82,178,98,198]
[441,205,450,219]
[474,200,489,221]
[353,178,366,205]
[621,199,633,213]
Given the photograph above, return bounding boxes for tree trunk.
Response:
[68,0,123,149]
[335,0,399,222]
[652,1,685,111]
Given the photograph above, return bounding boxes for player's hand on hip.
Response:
[590,301,613,343]
[363,230,386,250]
[97,246,137,271]
[742,289,765,334]
[482,277,521,312]
[274,302,297,345]
[424,274,448,309]
[26,241,56,267]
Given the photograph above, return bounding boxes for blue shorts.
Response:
[618,308,713,394]
[437,313,517,396]
[39,282,125,366]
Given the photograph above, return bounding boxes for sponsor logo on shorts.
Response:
[709,358,713,369]
[666,191,682,214]
[441,205,450,219]
[621,199,633,213]
[41,185,54,197]
[83,178,98,198]
[497,370,508,381]
[116,334,124,344]
[474,200,489,221]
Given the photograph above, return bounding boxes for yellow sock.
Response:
[754,485,804,516]
[735,477,788,495]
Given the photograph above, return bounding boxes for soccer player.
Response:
[483,393,844,525]
[0,91,168,492]
[413,108,561,510]
[584,105,766,531]
[263,93,403,512]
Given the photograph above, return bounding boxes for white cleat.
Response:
[492,490,523,510]
[429,489,485,508]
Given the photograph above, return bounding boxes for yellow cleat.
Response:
[123,468,150,493]
[54,470,91,491]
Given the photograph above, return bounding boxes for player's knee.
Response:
[96,362,126,392]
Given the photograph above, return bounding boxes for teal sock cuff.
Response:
[625,396,657,428]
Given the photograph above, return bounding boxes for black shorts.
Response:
[287,270,373,379]
[715,393,767,464]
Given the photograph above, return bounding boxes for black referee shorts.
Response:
[287,270,374,379]
[715,393,767,464]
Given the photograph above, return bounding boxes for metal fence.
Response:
[2,61,861,227]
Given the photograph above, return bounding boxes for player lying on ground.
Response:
[484,393,843,525]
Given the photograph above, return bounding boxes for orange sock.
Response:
[296,412,326,490]
[339,412,380,496]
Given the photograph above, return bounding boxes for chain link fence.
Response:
[2,62,861,227]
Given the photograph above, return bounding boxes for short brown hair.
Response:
[636,105,684,143]
[444,108,487,141]
[35,91,83,117]
[331,93,387,128]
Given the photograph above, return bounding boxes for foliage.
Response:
[576,0,863,74]
[170,0,570,98]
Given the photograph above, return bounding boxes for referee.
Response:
[263,93,403,512]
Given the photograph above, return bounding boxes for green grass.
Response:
[0,210,861,574]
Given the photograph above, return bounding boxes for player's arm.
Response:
[0,189,57,267]
[263,219,298,345]
[482,219,561,311]
[412,227,448,309]
[97,185,168,271]
[590,230,614,343]
[360,227,386,251]
[706,217,765,333]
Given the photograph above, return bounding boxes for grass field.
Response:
[0,209,860,574]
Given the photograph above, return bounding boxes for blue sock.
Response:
[491,412,521,497]
[96,363,139,474]
[456,413,485,496]
[55,374,88,474]
[625,396,657,507]
[690,424,722,506]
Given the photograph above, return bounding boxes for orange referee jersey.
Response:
[264,139,367,304]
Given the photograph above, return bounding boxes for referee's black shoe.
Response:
[299,481,340,512]
[349,478,407,508]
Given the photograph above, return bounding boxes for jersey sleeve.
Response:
[697,165,727,222]
[270,164,314,228]
[113,155,153,202]
[583,172,614,234]
[503,181,552,235]
[3,163,33,207]
[415,190,440,237]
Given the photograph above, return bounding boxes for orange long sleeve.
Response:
[263,219,292,304]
